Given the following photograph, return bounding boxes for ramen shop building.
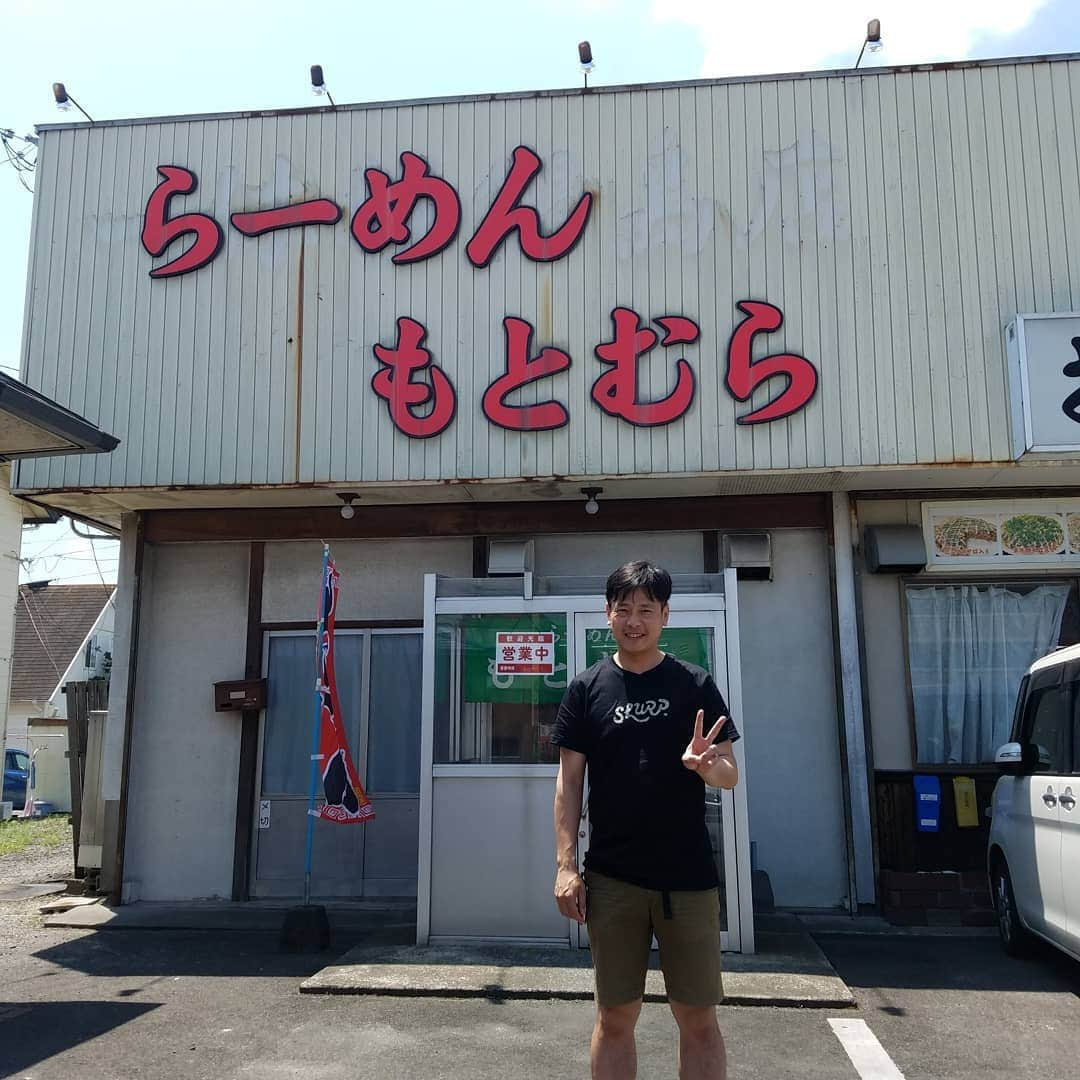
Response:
[15,51,1080,946]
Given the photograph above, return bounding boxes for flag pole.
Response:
[303,542,331,907]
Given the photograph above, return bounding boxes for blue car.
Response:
[3,749,29,809]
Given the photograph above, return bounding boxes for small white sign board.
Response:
[1007,313,1080,456]
[259,800,271,829]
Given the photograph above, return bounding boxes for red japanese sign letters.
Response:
[140,147,818,434]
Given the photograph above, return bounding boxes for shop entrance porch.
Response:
[417,572,754,952]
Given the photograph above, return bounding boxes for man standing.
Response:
[552,561,739,1080]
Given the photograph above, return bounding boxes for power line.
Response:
[0,130,36,194]
[88,538,117,608]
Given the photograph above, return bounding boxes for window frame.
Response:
[899,573,1079,771]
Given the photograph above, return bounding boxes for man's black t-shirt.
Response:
[551,654,740,891]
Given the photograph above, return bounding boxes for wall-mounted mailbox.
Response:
[913,774,942,833]
[214,679,267,712]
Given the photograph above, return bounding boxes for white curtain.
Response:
[906,584,1070,764]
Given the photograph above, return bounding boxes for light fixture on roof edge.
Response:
[52,83,93,122]
[578,42,595,88]
[337,492,358,520]
[310,65,336,108]
[581,487,602,516]
[854,19,882,69]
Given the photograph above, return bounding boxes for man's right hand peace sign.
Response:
[682,709,739,789]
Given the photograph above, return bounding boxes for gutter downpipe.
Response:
[828,492,876,912]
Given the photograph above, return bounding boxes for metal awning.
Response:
[0,372,119,461]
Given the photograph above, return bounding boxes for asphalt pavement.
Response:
[3,912,1080,1078]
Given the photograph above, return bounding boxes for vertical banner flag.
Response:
[314,553,374,823]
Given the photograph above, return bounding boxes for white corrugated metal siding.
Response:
[16,59,1080,491]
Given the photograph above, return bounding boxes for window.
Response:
[262,633,364,795]
[261,630,423,798]
[1023,684,1072,774]
[435,613,567,765]
[1072,680,1080,777]
[905,582,1072,765]
[367,634,422,792]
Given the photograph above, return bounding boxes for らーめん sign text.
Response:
[140,149,817,432]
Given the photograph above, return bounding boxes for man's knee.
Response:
[594,1001,642,1040]
[670,1002,721,1044]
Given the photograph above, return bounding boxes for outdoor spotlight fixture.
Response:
[52,83,93,122]
[854,19,883,69]
[581,487,602,516]
[310,65,336,108]
[337,492,358,520]
[578,41,595,88]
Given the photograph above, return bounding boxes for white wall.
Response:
[737,529,849,909]
[123,542,248,901]
[532,532,704,576]
[263,538,473,622]
[25,723,70,812]
[48,604,115,711]
[5,705,33,751]
[0,466,23,753]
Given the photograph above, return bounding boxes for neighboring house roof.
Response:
[11,583,113,702]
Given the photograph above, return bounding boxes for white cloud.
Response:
[654,0,1051,77]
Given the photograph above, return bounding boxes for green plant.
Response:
[0,814,71,856]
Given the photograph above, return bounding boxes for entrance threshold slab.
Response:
[301,917,855,1008]
[42,899,416,937]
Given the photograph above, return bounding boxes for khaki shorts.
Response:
[584,870,723,1008]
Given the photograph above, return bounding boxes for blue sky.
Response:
[2,0,1078,583]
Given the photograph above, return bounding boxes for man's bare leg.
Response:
[591,1000,641,1079]
[669,1000,726,1080]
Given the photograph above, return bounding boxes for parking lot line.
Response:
[828,1018,905,1080]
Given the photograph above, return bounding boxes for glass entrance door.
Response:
[573,610,742,952]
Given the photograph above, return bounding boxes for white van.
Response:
[988,642,1080,961]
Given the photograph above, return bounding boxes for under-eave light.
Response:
[581,486,602,515]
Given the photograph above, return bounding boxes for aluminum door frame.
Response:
[417,587,585,945]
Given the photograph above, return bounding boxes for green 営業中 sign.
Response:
[461,614,568,704]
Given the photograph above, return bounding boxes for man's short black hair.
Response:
[605,561,673,606]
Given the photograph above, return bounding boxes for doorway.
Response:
[417,573,753,952]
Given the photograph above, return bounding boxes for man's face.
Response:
[606,588,670,656]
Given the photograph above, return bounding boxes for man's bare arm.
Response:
[553,748,587,923]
